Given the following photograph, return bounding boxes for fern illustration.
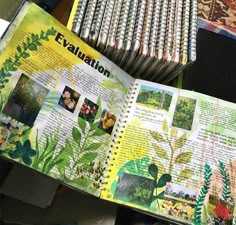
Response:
[0,27,57,90]
[219,161,232,202]
[194,163,212,225]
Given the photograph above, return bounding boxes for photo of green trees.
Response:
[136,85,173,111]
[172,96,196,131]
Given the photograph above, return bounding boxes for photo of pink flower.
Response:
[79,98,99,124]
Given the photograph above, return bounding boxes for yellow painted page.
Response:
[0,2,134,196]
[101,79,236,225]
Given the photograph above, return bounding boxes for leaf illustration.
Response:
[173,133,187,150]
[72,127,81,144]
[156,174,171,188]
[177,169,194,182]
[91,121,100,131]
[148,164,158,179]
[175,152,193,164]
[78,117,86,133]
[77,152,97,164]
[150,131,165,142]
[152,143,169,160]
[170,127,177,137]
[152,191,165,202]
[20,127,32,143]
[117,157,150,177]
[92,128,106,136]
[84,142,102,151]
[162,120,169,133]
[207,124,224,134]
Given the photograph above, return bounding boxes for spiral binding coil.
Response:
[99,81,139,191]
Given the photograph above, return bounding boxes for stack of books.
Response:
[68,0,198,83]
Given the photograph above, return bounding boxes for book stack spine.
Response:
[70,0,198,83]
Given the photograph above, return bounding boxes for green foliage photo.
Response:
[172,96,196,130]
[136,86,173,111]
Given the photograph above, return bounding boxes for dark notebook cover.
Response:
[183,28,236,103]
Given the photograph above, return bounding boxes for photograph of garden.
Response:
[3,74,49,126]
[0,119,22,151]
[58,86,80,113]
[136,85,173,111]
[161,183,197,221]
[172,96,196,131]
[79,98,99,124]
[98,110,116,135]
[114,173,156,207]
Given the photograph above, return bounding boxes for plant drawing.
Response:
[0,27,56,112]
[58,98,107,191]
[148,164,172,205]
[150,120,194,181]
[194,163,212,225]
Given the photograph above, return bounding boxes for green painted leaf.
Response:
[117,157,150,177]
[77,152,97,164]
[152,191,165,202]
[84,142,102,151]
[46,158,64,174]
[156,174,171,188]
[170,128,177,137]
[17,45,22,54]
[207,124,224,134]
[78,117,86,133]
[72,127,81,144]
[21,52,30,58]
[28,44,37,51]
[91,121,100,130]
[173,133,187,150]
[175,152,193,164]
[152,143,169,160]
[148,164,158,179]
[156,191,165,199]
[23,42,27,50]
[177,169,194,182]
[150,131,165,142]
[92,128,107,136]
[162,120,169,133]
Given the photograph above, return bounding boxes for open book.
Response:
[0,2,235,225]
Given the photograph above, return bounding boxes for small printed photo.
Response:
[0,119,23,151]
[79,98,99,124]
[161,183,197,222]
[172,96,196,131]
[161,198,195,222]
[207,195,234,224]
[114,173,156,207]
[3,74,49,127]
[58,86,80,113]
[98,110,116,135]
[164,183,197,202]
[136,85,173,111]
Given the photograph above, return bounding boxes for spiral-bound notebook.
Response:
[1,3,236,225]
